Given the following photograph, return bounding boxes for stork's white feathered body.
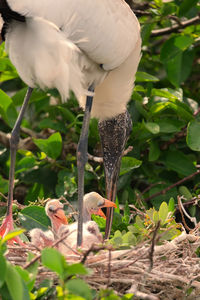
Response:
[0,0,141,245]
[5,0,141,120]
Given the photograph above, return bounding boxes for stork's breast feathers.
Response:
[6,17,91,101]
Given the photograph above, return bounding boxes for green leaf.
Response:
[168,198,175,212]
[0,254,6,288]
[157,119,183,133]
[15,157,36,174]
[149,140,160,161]
[187,120,200,151]
[2,229,25,244]
[120,157,142,176]
[179,0,199,16]
[65,279,92,300]
[5,263,23,300]
[159,202,168,225]
[41,248,66,278]
[122,232,136,246]
[144,122,160,134]
[136,71,159,82]
[153,211,159,223]
[164,150,196,176]
[15,266,35,293]
[34,132,62,159]
[0,89,18,127]
[64,263,88,278]
[20,206,50,231]
[179,186,192,201]
[161,35,194,87]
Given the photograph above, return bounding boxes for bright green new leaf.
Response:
[34,132,62,159]
[159,202,168,225]
[2,229,25,244]
[153,211,159,223]
[187,120,200,151]
[168,198,175,212]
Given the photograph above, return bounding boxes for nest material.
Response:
[5,232,200,300]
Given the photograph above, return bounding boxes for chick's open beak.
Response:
[54,209,68,225]
[95,198,117,219]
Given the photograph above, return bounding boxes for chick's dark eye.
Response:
[48,205,56,213]
[97,200,104,207]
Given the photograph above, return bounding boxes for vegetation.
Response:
[0,0,200,299]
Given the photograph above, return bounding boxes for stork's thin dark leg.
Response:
[98,111,132,239]
[77,85,94,247]
[0,87,33,244]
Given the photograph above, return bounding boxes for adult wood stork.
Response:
[0,0,141,245]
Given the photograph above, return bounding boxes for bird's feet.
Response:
[0,214,25,245]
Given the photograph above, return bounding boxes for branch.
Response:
[144,170,200,202]
[148,221,160,272]
[151,15,200,37]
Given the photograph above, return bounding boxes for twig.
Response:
[129,204,146,217]
[87,146,133,163]
[148,221,160,272]
[151,15,200,37]
[59,196,77,213]
[178,196,197,230]
[107,249,112,288]
[127,285,160,300]
[24,230,80,269]
[81,245,111,264]
[144,170,200,202]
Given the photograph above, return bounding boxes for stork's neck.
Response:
[0,0,25,40]
[82,207,91,223]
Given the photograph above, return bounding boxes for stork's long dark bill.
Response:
[98,111,132,240]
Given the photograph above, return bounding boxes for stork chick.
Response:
[57,192,116,256]
[30,199,68,249]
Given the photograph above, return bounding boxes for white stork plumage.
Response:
[0,0,141,245]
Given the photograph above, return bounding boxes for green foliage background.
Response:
[0,0,200,297]
[0,0,200,226]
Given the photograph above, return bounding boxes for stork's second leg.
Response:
[77,86,94,247]
[98,110,132,239]
[0,87,33,244]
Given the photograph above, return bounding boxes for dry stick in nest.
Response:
[24,229,80,270]
[178,196,197,232]
[81,244,112,264]
[148,221,160,272]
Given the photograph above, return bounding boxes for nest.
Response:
[6,231,200,300]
